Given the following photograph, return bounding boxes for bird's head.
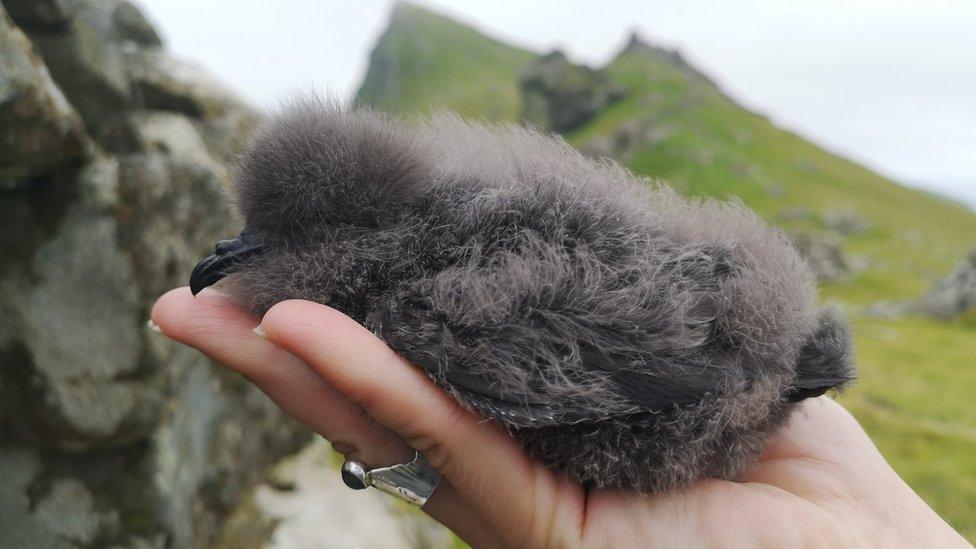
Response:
[190,98,432,296]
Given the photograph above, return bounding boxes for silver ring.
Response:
[341,451,440,506]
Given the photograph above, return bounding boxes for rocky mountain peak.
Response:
[519,49,625,133]
[615,29,721,91]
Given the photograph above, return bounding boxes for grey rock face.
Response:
[110,0,162,46]
[519,50,624,133]
[823,209,870,235]
[20,0,133,137]
[789,230,854,282]
[776,206,815,222]
[0,447,102,549]
[0,7,88,186]
[126,49,249,119]
[0,0,304,546]
[2,0,69,30]
[914,248,976,318]
[581,116,672,164]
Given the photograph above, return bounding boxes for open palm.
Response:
[152,288,966,548]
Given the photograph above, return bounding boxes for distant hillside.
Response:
[355,2,976,540]
[575,35,976,306]
[355,2,535,120]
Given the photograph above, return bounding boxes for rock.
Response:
[33,478,104,545]
[0,448,52,548]
[913,248,976,318]
[519,50,625,133]
[620,32,720,89]
[0,446,125,547]
[123,111,219,165]
[126,48,253,120]
[0,3,308,546]
[0,5,88,187]
[111,0,162,46]
[115,152,232,302]
[863,300,907,319]
[14,0,204,144]
[763,182,783,198]
[24,0,134,137]
[789,230,853,282]
[3,203,153,445]
[823,209,870,235]
[0,448,77,549]
[2,0,70,31]
[580,116,672,163]
[226,440,457,549]
[777,206,814,222]
[795,158,819,174]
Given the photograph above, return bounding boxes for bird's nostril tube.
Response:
[190,230,265,296]
[215,239,237,254]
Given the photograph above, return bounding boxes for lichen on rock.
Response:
[0,0,305,545]
[0,6,88,186]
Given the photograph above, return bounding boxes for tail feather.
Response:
[786,306,856,402]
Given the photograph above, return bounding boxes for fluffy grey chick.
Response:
[189,99,855,493]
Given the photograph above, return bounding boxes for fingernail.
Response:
[253,325,268,339]
[146,319,162,333]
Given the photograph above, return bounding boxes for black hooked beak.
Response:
[189,227,264,296]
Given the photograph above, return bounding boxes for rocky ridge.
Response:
[519,50,624,133]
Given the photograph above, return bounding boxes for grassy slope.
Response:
[574,47,976,538]
[355,2,535,121]
[574,48,976,303]
[356,4,976,539]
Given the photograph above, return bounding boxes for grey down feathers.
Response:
[202,99,855,493]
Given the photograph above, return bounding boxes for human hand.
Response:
[151,288,969,548]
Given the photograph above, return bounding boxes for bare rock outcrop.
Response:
[823,209,870,235]
[0,1,306,546]
[0,6,88,186]
[580,115,673,164]
[519,50,624,133]
[788,230,855,282]
[913,248,976,318]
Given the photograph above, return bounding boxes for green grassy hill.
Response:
[356,3,976,539]
[355,2,535,121]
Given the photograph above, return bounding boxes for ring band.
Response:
[341,451,440,506]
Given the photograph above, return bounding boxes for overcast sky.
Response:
[135,0,976,208]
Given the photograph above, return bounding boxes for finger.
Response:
[151,287,409,465]
[151,288,493,544]
[259,300,585,547]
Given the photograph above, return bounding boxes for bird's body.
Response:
[191,99,854,492]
